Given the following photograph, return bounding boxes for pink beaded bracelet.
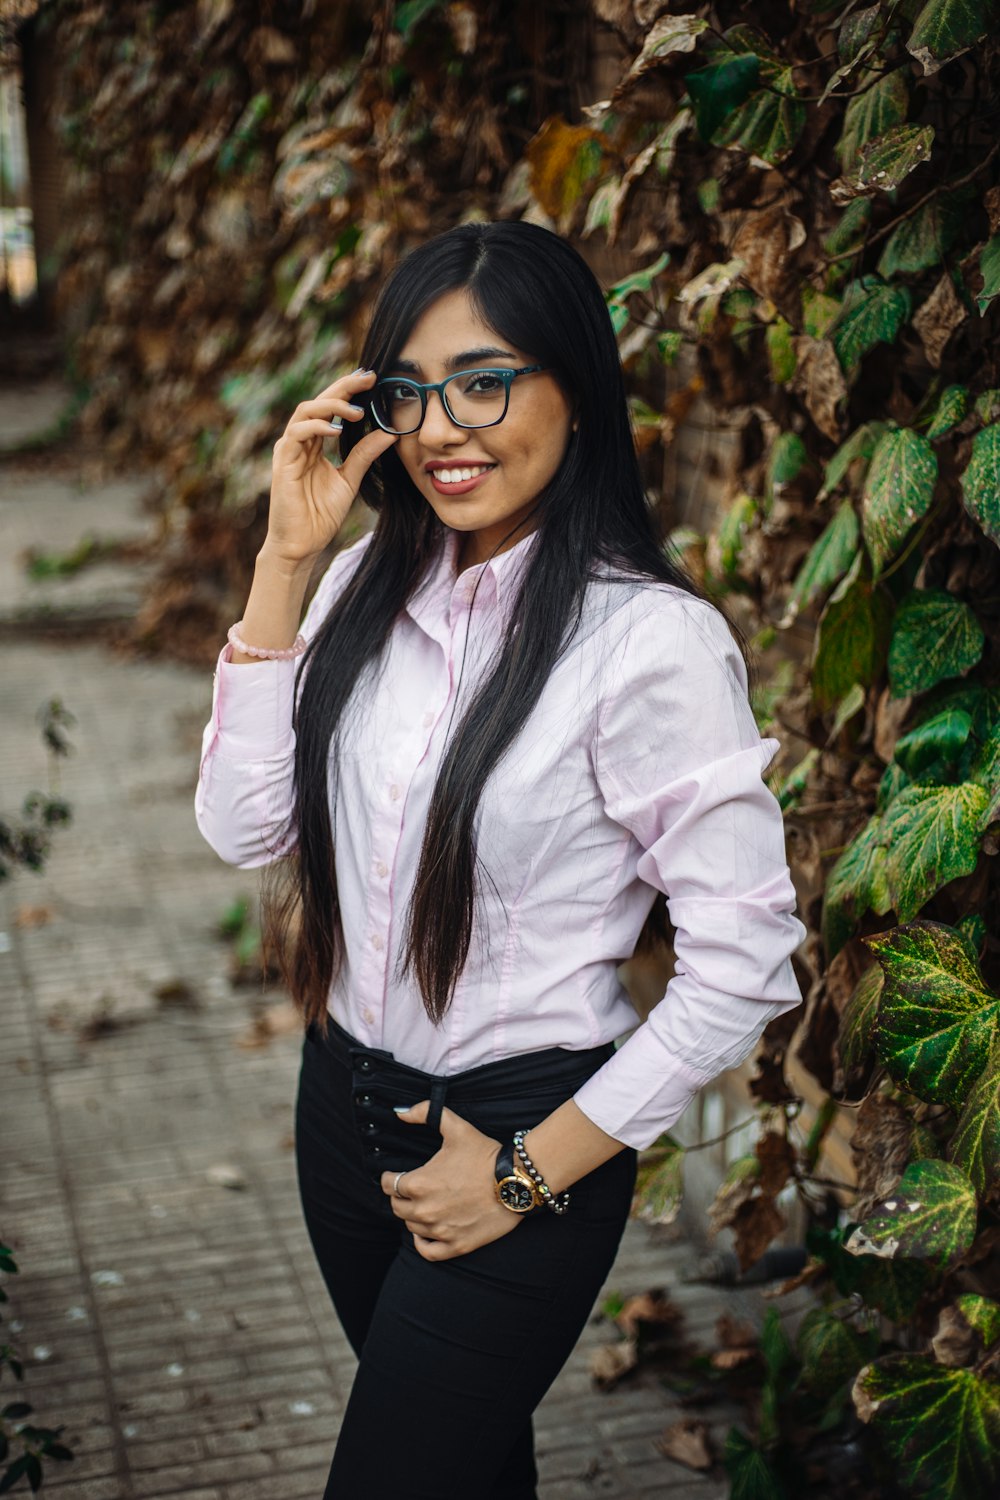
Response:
[227,622,307,661]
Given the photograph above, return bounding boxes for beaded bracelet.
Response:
[513,1129,571,1215]
[227,622,307,661]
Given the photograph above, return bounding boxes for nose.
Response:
[417,389,466,449]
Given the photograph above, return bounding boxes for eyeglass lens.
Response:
[372,370,509,434]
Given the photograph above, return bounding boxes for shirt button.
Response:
[389,783,401,801]
[375,860,388,878]
[423,711,434,728]
[362,1007,375,1026]
[372,934,384,952]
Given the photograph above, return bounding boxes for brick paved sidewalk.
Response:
[1,632,770,1500]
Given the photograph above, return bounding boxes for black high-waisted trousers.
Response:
[294,1015,637,1499]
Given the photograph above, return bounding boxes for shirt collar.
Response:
[405,528,538,635]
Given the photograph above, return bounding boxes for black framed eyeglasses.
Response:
[369,366,546,435]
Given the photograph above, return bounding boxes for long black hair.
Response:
[268,219,723,1030]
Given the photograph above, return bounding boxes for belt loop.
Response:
[426,1078,448,1135]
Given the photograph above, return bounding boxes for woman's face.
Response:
[389,289,574,570]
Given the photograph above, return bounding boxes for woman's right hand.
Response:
[263,368,399,568]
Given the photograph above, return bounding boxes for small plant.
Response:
[0,1243,74,1493]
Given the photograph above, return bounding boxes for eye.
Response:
[459,371,506,398]
[383,379,421,403]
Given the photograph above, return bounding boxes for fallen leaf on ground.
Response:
[658,1418,713,1470]
[589,1338,638,1389]
[14,904,55,928]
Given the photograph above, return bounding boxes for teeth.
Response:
[434,466,491,483]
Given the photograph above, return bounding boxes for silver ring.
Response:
[392,1171,409,1199]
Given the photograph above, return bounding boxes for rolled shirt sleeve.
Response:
[194,534,371,867]
[573,590,805,1149]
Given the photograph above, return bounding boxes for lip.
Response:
[425,463,497,496]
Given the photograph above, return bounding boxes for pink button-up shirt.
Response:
[195,529,804,1149]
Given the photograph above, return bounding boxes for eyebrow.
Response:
[390,345,519,375]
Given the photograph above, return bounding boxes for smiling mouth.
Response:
[427,464,496,483]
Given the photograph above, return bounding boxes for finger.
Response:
[334,427,399,490]
[290,394,369,424]
[413,1234,452,1262]
[306,368,378,402]
[277,418,350,447]
[393,1099,431,1126]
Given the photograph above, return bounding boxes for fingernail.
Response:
[350,365,366,374]
[393,1105,412,1115]
[345,404,364,415]
[328,420,343,432]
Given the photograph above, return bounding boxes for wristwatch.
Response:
[494,1141,542,1214]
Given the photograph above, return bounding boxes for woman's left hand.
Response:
[379,1101,523,1261]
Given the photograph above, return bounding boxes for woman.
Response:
[195,219,804,1498]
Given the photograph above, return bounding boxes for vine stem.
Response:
[863,142,1000,253]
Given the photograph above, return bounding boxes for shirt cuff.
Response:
[572,1030,712,1151]
[210,642,298,758]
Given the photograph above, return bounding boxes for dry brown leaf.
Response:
[912,270,967,369]
[657,1418,713,1470]
[874,687,912,763]
[931,1305,978,1368]
[756,1131,796,1198]
[524,117,605,223]
[851,1094,914,1219]
[791,336,847,441]
[615,1288,682,1339]
[711,1344,758,1370]
[732,1195,786,1272]
[13,904,55,928]
[985,185,1000,236]
[589,1338,638,1389]
[729,206,806,301]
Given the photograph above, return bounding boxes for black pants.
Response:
[294,1016,637,1499]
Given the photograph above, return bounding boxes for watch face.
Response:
[498,1176,536,1213]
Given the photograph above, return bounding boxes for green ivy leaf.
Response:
[882,783,990,921]
[888,589,985,698]
[823,197,873,263]
[813,553,894,710]
[631,1134,685,1226]
[394,0,445,38]
[926,384,970,439]
[877,193,965,279]
[974,389,1000,425]
[851,123,936,196]
[949,1032,1000,1195]
[878,759,911,812]
[867,920,1000,1108]
[808,1223,936,1319]
[712,69,806,165]
[802,286,843,339]
[831,277,912,374]
[685,54,761,143]
[907,0,998,74]
[797,1307,878,1399]
[821,421,887,496]
[836,67,909,173]
[919,682,1000,745]
[767,431,807,498]
[606,252,671,333]
[846,1158,977,1266]
[838,962,884,1080]
[716,491,757,577]
[657,330,683,365]
[861,427,938,574]
[854,1355,1000,1499]
[971,725,1000,824]
[766,317,796,384]
[894,709,973,782]
[955,1293,1000,1347]
[822,813,891,957]
[960,421,1000,545]
[975,236,1000,314]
